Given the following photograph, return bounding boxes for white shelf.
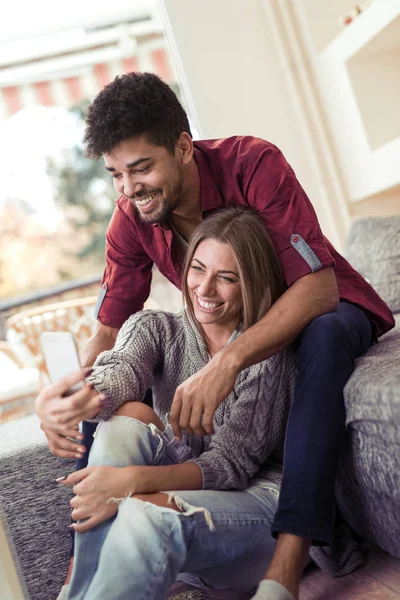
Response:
[318,0,400,203]
[323,0,400,60]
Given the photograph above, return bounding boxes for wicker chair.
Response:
[2,295,159,421]
[6,296,98,384]
[6,295,160,380]
[0,341,40,423]
[0,297,98,422]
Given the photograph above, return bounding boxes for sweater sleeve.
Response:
[190,350,296,490]
[85,311,164,421]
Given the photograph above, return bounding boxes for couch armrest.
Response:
[0,416,75,600]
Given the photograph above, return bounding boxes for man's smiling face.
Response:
[104,135,184,224]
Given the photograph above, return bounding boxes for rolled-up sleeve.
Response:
[244,145,335,287]
[96,206,153,329]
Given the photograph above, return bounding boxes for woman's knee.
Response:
[114,401,164,431]
[88,412,160,468]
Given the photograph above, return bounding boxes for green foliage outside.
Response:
[48,102,115,264]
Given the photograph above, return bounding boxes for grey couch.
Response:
[1,216,399,600]
[335,216,400,556]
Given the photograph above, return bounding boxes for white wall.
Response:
[297,0,400,219]
[299,0,361,52]
[158,0,342,246]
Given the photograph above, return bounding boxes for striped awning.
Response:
[0,37,176,120]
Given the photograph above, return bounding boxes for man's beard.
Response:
[138,194,173,225]
[135,172,183,225]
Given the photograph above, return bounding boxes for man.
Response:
[41,72,393,600]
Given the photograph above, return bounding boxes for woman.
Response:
[38,207,297,600]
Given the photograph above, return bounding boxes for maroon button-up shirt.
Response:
[97,136,394,338]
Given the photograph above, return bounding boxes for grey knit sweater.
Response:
[87,309,297,491]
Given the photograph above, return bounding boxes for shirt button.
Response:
[292,236,299,243]
[102,283,107,289]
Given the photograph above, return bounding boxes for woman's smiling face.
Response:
[186,239,243,332]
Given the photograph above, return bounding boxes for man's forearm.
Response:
[223,268,339,371]
[79,324,119,368]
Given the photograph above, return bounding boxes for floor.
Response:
[300,545,400,599]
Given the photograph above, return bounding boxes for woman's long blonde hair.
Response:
[182,206,285,333]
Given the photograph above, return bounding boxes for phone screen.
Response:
[40,332,82,390]
[40,332,84,436]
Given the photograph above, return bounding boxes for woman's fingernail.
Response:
[85,368,94,377]
[68,524,75,529]
[56,476,67,483]
[99,394,108,404]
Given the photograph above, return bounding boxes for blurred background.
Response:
[0,0,181,302]
[0,0,399,422]
[0,0,185,421]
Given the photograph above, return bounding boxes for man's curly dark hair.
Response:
[83,72,192,158]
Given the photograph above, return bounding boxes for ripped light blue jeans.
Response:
[67,416,279,600]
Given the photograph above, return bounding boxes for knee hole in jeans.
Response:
[114,401,164,431]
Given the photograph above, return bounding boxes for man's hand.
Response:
[170,351,239,438]
[35,369,105,458]
[60,465,138,532]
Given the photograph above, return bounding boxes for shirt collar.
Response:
[153,142,223,229]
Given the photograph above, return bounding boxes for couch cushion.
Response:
[344,320,400,443]
[341,320,400,558]
[0,415,75,600]
[346,216,400,313]
[336,429,400,557]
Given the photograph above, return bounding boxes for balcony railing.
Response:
[0,275,101,423]
[0,274,101,341]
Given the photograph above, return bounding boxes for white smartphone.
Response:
[40,331,83,392]
[40,331,84,440]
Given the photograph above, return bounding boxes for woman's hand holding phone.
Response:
[35,369,105,459]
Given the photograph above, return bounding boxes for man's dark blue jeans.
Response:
[74,301,372,550]
[271,301,372,545]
